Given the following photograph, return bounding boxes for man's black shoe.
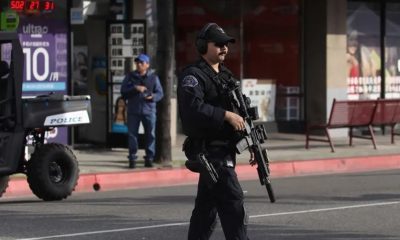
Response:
[129,161,136,169]
[144,160,153,168]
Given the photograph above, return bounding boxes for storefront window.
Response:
[176,0,300,122]
[175,0,241,75]
[385,2,400,98]
[347,1,381,100]
[242,0,299,122]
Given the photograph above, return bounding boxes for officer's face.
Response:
[204,42,228,64]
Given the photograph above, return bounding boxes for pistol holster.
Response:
[183,138,219,186]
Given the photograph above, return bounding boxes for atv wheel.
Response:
[0,176,10,198]
[27,143,79,201]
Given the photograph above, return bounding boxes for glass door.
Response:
[106,20,146,148]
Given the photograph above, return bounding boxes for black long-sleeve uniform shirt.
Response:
[177,58,236,142]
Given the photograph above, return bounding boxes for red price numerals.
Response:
[9,0,55,13]
[9,0,25,11]
[42,1,55,11]
[27,0,40,11]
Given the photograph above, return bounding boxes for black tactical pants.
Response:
[187,164,249,240]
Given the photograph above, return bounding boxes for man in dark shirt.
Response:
[177,23,250,240]
[121,54,164,168]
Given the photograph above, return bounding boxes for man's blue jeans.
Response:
[127,113,156,162]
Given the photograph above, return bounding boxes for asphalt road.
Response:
[1,169,400,240]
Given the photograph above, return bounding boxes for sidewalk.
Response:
[4,132,400,198]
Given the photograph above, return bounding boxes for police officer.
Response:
[177,23,250,240]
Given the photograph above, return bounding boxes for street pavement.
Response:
[1,169,399,239]
[3,131,400,198]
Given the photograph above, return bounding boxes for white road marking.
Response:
[17,201,400,240]
[17,222,189,240]
[250,200,400,218]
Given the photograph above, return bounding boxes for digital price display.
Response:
[26,0,40,13]
[9,0,25,12]
[42,1,55,11]
[9,0,55,13]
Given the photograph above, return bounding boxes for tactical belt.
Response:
[183,137,236,188]
[191,138,234,166]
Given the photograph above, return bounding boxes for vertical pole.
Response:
[300,0,306,125]
[380,0,386,99]
[239,0,244,81]
[67,0,73,146]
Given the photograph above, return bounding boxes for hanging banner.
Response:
[18,15,68,143]
[0,2,68,143]
[19,19,68,94]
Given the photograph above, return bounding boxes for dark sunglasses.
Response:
[214,42,228,48]
[135,60,145,64]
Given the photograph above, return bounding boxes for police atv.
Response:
[0,32,91,201]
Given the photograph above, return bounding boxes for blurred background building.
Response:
[1,0,399,147]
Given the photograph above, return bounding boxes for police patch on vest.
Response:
[182,75,198,87]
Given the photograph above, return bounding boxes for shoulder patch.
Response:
[182,75,198,87]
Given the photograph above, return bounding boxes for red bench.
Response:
[372,99,400,143]
[305,99,378,152]
[306,98,400,152]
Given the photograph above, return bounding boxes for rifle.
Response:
[227,80,276,203]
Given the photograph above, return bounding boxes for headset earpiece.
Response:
[196,23,217,54]
[196,38,207,54]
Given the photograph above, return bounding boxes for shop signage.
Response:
[70,8,84,25]
[18,12,68,144]
[0,11,19,31]
[241,79,276,122]
[9,0,55,14]
[19,19,67,93]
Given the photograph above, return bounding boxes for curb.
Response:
[3,154,400,199]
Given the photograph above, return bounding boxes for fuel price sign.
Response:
[9,0,55,14]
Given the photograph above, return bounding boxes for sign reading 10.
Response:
[23,47,59,82]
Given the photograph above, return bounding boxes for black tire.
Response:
[0,176,10,198]
[27,143,79,201]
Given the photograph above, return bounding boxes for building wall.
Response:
[326,0,347,112]
[326,0,348,137]
[304,0,347,136]
[133,0,146,19]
